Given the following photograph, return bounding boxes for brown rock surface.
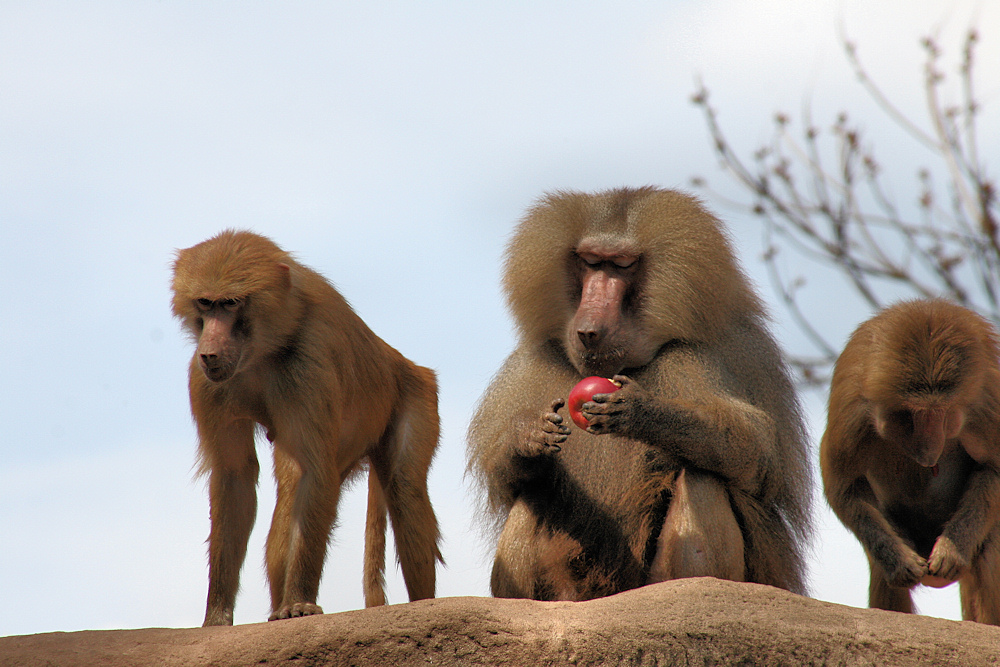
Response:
[3,578,999,666]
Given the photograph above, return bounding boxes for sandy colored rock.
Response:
[3,578,1000,666]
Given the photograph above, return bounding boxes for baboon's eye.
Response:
[221,298,243,312]
[196,298,213,311]
[613,256,638,269]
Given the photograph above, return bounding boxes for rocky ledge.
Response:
[3,577,999,666]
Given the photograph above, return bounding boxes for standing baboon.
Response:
[468,187,812,600]
[822,299,1000,623]
[172,230,442,626]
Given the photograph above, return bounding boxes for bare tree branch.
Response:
[691,29,999,387]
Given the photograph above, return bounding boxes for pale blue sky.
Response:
[2,0,996,635]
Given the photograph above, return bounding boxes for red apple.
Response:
[567,376,620,429]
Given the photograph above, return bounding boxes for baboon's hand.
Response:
[582,375,645,435]
[926,535,967,583]
[518,398,569,457]
[885,546,928,588]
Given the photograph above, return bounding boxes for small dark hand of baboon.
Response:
[887,548,928,588]
[582,375,644,435]
[519,398,569,457]
[927,535,967,582]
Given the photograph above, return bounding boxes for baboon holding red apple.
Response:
[468,187,812,600]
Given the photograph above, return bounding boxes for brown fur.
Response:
[172,230,442,626]
[468,187,812,600]
[821,299,1000,623]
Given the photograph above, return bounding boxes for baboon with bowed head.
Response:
[822,299,1000,623]
[172,230,441,626]
[468,187,812,600]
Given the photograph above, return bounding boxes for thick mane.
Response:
[502,187,764,348]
